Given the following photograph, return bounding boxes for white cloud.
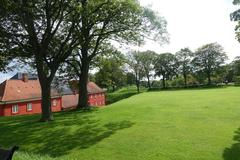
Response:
[139,0,240,60]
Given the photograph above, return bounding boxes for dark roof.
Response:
[61,82,105,95]
[61,86,74,95]
[11,73,38,80]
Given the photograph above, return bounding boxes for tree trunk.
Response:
[112,85,115,92]
[147,75,151,89]
[183,73,187,86]
[136,80,140,93]
[162,77,166,88]
[36,54,55,122]
[77,59,90,109]
[207,71,211,85]
[207,75,211,85]
[39,80,53,122]
[135,72,140,93]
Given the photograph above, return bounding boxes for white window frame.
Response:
[27,103,32,111]
[52,99,57,107]
[12,105,19,114]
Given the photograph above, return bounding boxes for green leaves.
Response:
[233,0,240,5]
[231,1,240,42]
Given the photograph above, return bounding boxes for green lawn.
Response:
[1,87,240,160]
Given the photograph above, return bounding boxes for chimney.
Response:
[22,73,28,82]
[73,90,77,95]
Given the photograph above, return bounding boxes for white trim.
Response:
[52,99,57,107]
[12,105,19,114]
[27,103,32,111]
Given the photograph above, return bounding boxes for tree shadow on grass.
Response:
[0,111,134,158]
[223,128,240,160]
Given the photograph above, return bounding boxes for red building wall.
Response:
[0,98,61,116]
[88,93,105,106]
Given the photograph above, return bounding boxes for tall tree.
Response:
[71,0,168,108]
[192,43,228,85]
[127,51,145,93]
[230,1,240,83]
[175,48,193,86]
[231,0,240,42]
[154,53,178,88]
[0,54,10,72]
[126,72,136,86]
[232,56,240,76]
[137,51,156,88]
[0,1,79,121]
[95,51,126,91]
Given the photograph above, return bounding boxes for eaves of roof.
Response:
[0,95,61,105]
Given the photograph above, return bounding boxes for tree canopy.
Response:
[175,48,193,86]
[69,0,169,108]
[192,43,228,85]
[154,53,178,88]
[137,51,156,88]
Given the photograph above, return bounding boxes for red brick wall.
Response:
[88,93,105,106]
[1,97,62,116]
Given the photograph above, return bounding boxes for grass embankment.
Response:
[106,86,146,104]
[0,87,240,160]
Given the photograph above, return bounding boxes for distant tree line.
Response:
[89,42,240,92]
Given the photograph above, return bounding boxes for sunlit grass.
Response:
[1,87,240,160]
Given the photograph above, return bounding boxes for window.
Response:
[12,105,18,114]
[52,99,57,107]
[27,103,32,111]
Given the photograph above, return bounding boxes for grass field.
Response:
[1,87,240,160]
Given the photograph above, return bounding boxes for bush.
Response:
[234,76,240,86]
[169,77,185,87]
[106,92,137,104]
[148,84,225,91]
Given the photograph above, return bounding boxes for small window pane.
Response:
[52,100,57,107]
[12,105,18,113]
[27,103,32,111]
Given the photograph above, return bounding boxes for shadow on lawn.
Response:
[223,127,240,160]
[0,111,134,158]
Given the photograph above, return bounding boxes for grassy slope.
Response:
[106,86,146,104]
[1,87,240,160]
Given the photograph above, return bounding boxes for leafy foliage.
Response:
[154,53,178,88]
[0,0,80,121]
[64,0,169,108]
[192,43,228,84]
[176,48,193,85]
[95,51,126,91]
[136,50,157,88]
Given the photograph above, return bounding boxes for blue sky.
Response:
[0,0,239,83]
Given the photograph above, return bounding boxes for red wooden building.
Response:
[0,74,62,116]
[0,73,105,116]
[62,82,106,110]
